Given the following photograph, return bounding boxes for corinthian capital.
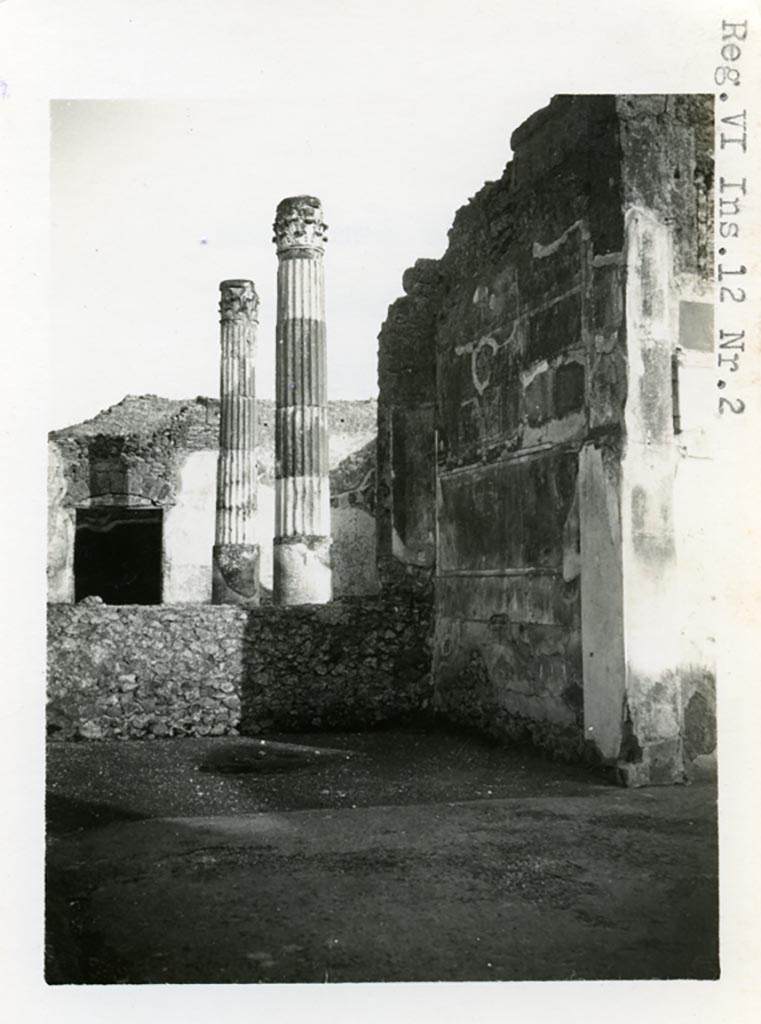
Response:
[219,280,259,323]
[273,196,328,255]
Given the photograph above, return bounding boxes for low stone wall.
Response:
[47,604,247,740]
[47,597,432,740]
[240,597,431,732]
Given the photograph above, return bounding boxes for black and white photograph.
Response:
[1,0,760,1020]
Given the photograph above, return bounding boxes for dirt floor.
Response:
[45,728,719,984]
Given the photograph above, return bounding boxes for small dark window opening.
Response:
[75,507,163,605]
[671,351,682,435]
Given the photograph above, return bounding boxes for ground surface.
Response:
[46,729,718,984]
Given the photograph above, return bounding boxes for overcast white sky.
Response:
[49,91,547,428]
[43,0,721,431]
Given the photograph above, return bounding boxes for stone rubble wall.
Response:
[50,396,377,494]
[241,596,431,732]
[48,604,246,740]
[47,598,432,740]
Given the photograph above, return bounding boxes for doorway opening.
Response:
[74,507,163,604]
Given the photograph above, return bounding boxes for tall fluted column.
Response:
[272,195,332,605]
[212,279,260,606]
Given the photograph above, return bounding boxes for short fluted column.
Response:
[212,279,260,606]
[272,196,332,605]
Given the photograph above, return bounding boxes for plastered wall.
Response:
[377,95,716,781]
[47,398,379,604]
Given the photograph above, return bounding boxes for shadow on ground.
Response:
[46,728,719,984]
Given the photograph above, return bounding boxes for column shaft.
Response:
[273,196,332,604]
[212,279,260,606]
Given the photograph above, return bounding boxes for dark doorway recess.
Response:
[74,508,163,605]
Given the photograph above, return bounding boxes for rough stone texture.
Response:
[50,396,376,497]
[330,437,375,503]
[47,604,247,741]
[48,396,378,603]
[47,596,431,740]
[241,595,432,732]
[376,94,715,781]
[432,632,587,764]
[616,95,713,279]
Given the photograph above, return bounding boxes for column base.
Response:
[212,544,260,607]
[273,536,332,605]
